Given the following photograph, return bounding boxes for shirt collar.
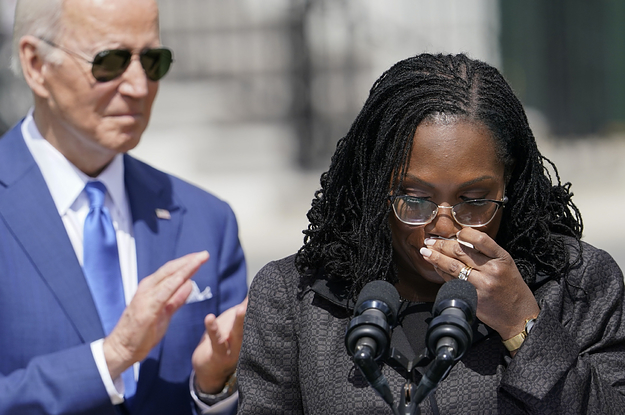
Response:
[21,108,126,216]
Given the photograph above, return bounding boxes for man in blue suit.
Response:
[0,0,248,414]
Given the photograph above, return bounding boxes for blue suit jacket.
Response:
[0,122,248,414]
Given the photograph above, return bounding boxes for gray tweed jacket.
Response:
[238,240,625,414]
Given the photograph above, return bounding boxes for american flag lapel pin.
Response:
[155,208,171,220]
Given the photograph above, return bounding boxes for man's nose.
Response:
[118,57,149,97]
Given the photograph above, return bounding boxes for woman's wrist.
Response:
[502,314,538,352]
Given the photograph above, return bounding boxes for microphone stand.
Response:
[352,344,399,415]
[391,344,455,415]
[388,335,460,414]
[411,344,456,407]
[396,381,419,415]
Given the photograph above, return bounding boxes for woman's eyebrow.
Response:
[402,174,434,188]
[402,173,498,189]
[458,175,500,189]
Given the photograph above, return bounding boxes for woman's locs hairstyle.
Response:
[295,53,582,296]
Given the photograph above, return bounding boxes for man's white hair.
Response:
[11,0,65,76]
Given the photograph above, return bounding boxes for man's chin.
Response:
[106,129,144,153]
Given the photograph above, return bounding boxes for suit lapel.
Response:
[124,154,184,406]
[0,125,104,342]
[124,154,183,281]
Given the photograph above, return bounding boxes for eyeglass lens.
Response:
[392,197,502,227]
[91,48,173,82]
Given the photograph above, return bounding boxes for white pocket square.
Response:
[186,281,213,304]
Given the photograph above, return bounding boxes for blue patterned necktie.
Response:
[82,181,136,400]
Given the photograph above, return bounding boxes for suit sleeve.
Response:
[0,343,116,415]
[215,204,247,314]
[237,259,304,414]
[501,248,625,414]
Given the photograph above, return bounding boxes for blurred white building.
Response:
[1,0,623,282]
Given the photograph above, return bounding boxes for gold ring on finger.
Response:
[458,265,473,281]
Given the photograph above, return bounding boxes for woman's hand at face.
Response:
[420,228,540,343]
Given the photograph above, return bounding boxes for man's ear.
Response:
[19,35,50,99]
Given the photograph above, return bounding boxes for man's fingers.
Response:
[164,279,194,315]
[149,251,209,287]
[202,297,249,356]
[151,251,209,303]
[205,313,227,351]
[204,313,218,334]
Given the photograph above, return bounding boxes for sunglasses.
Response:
[39,38,173,82]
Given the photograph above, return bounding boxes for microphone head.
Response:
[355,280,401,326]
[433,279,478,321]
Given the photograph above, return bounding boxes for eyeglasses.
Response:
[390,195,508,227]
[39,38,173,82]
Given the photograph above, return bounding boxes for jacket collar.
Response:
[0,123,105,342]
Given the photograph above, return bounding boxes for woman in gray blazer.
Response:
[238,53,625,414]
